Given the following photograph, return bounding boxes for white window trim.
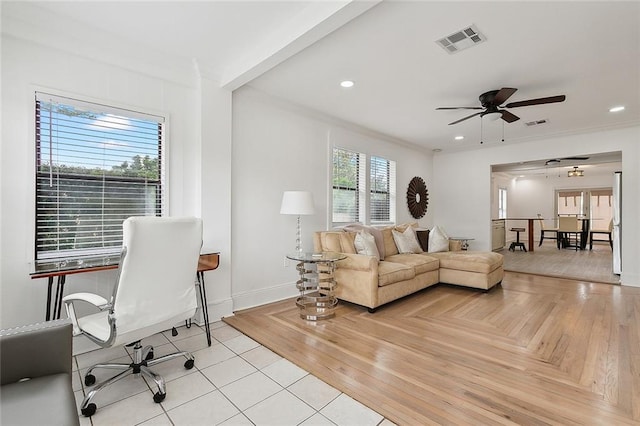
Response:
[30,88,169,263]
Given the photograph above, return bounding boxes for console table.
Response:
[30,252,220,346]
[286,252,345,320]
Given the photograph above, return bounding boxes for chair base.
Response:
[539,230,558,246]
[509,242,527,252]
[80,341,194,417]
[589,231,613,250]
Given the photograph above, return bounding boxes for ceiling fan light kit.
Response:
[568,166,584,177]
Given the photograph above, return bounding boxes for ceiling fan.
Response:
[436,87,566,125]
[544,156,589,166]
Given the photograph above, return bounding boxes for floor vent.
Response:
[436,25,486,54]
[525,119,548,127]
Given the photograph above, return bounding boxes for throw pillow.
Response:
[344,224,385,259]
[392,226,423,254]
[354,231,381,260]
[428,225,449,252]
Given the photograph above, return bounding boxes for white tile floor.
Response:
[73,321,395,426]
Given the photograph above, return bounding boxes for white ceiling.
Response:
[3,1,639,159]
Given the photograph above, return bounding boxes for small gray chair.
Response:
[63,216,203,417]
[0,319,79,426]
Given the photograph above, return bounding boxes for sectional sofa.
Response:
[313,224,504,312]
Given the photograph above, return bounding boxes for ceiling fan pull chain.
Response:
[502,120,505,142]
[480,116,483,144]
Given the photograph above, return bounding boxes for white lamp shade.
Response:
[280,191,315,215]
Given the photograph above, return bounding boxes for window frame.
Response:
[33,91,167,262]
[331,146,396,228]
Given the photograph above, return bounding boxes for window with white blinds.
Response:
[35,92,165,261]
[370,155,396,224]
[332,147,395,226]
[332,148,363,223]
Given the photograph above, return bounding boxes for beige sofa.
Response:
[313,225,504,312]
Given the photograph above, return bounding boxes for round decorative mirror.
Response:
[406,176,429,219]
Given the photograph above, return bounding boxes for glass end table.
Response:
[286,252,346,320]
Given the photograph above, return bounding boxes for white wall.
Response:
[230,87,433,311]
[504,171,618,240]
[0,35,234,328]
[433,127,640,286]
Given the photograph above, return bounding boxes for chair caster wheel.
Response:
[153,392,166,403]
[184,359,195,369]
[84,374,96,386]
[81,403,97,417]
[145,350,154,360]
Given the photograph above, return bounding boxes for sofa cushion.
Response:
[381,226,398,258]
[317,231,357,254]
[354,231,380,260]
[378,261,415,287]
[392,227,423,254]
[385,253,439,275]
[429,251,503,274]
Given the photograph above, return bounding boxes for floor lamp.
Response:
[280,191,315,253]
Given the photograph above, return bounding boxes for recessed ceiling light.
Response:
[454,135,464,140]
[609,105,625,112]
[340,80,354,88]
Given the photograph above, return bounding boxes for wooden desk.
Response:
[505,218,537,252]
[30,252,220,346]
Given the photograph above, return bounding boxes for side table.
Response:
[286,252,346,320]
[449,237,474,251]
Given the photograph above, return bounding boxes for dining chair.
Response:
[589,219,613,250]
[536,214,558,246]
[63,216,203,417]
[557,216,581,251]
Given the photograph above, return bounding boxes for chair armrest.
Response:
[62,292,109,308]
[0,319,73,385]
[62,292,110,335]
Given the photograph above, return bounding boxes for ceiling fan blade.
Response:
[448,111,483,125]
[505,95,566,108]
[436,107,483,110]
[493,88,518,105]
[562,156,589,161]
[500,110,520,123]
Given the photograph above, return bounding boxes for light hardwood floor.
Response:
[502,240,618,284]
[224,272,640,425]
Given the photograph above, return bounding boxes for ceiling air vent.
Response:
[525,119,548,127]
[436,25,486,54]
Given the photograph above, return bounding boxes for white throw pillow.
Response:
[344,223,385,259]
[428,225,449,253]
[392,226,423,254]
[354,231,381,260]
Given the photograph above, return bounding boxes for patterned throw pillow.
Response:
[392,226,423,254]
[354,231,381,260]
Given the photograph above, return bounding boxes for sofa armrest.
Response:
[0,319,73,385]
[337,252,379,272]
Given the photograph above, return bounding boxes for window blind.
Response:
[332,148,361,223]
[35,92,165,261]
[370,155,395,223]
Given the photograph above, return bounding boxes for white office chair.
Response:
[63,216,203,417]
